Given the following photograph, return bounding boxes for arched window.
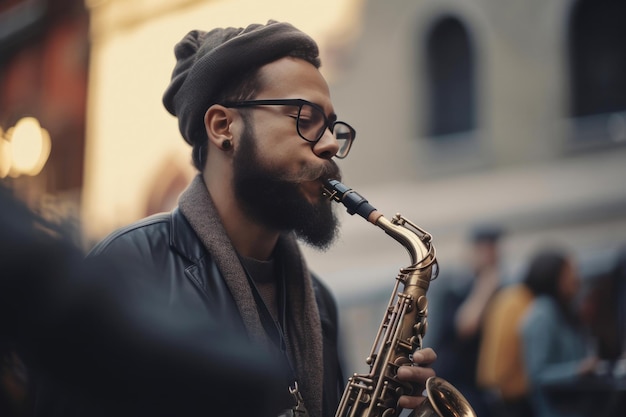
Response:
[424,16,476,138]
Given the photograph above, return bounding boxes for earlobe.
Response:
[204,105,234,149]
[221,139,232,150]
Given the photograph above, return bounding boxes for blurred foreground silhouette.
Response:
[0,184,284,417]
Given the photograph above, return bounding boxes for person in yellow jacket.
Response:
[477,281,535,417]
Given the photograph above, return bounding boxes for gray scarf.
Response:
[178,174,324,417]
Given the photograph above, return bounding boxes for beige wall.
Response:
[81,0,363,242]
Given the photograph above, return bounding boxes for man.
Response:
[428,225,505,417]
[88,21,436,417]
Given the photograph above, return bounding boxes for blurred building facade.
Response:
[303,0,626,373]
[318,0,626,276]
[0,0,90,236]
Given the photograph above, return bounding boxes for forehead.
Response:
[256,57,332,110]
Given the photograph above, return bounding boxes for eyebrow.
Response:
[306,99,337,123]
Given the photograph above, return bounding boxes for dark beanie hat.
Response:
[162,20,320,146]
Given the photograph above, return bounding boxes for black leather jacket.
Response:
[89,208,344,417]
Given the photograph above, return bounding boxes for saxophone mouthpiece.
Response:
[322,179,380,223]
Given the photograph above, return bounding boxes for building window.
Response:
[424,16,476,138]
[568,0,626,146]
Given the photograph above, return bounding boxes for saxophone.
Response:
[322,179,476,417]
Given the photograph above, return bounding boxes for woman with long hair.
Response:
[520,248,598,417]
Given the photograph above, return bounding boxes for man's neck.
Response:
[203,171,278,260]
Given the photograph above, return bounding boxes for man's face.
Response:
[228,57,346,250]
[233,117,341,249]
[472,240,499,271]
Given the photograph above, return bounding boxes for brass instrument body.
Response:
[323,180,476,417]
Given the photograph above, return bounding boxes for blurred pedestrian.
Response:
[428,224,505,417]
[520,247,599,417]
[580,244,626,365]
[0,184,286,417]
[476,246,581,417]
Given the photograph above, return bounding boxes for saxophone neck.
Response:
[375,214,435,271]
[322,179,436,272]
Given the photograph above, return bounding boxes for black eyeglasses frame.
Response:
[220,98,355,159]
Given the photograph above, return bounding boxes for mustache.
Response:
[297,161,341,183]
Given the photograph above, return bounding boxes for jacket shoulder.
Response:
[88,209,204,264]
[88,212,172,258]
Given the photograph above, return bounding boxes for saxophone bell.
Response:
[412,377,476,417]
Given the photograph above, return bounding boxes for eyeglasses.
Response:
[221,98,356,159]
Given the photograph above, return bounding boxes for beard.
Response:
[232,121,341,250]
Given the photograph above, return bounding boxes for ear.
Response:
[204,105,234,148]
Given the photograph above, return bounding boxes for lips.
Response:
[310,161,341,183]
[294,161,341,203]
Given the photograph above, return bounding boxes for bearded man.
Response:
[84,21,437,417]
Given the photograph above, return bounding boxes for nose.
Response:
[312,128,339,160]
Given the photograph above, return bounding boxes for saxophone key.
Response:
[416,295,428,313]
